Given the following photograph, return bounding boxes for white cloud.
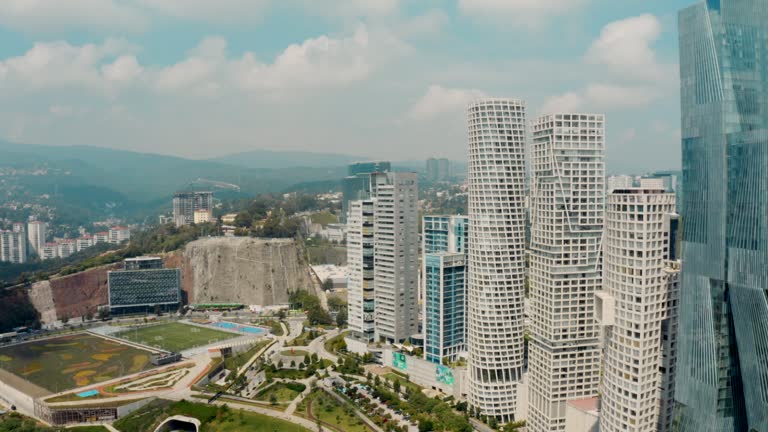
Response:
[0,25,406,97]
[408,85,486,120]
[152,27,385,94]
[584,83,661,108]
[49,105,74,116]
[585,14,665,81]
[136,0,271,24]
[0,0,146,34]
[399,10,449,38]
[0,39,139,90]
[540,92,584,114]
[300,0,400,18]
[102,55,143,82]
[543,83,661,112]
[459,0,587,27]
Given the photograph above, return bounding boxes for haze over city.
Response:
[0,0,689,172]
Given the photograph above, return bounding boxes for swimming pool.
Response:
[212,322,266,335]
[77,390,99,398]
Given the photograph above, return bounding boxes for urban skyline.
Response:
[1,1,766,432]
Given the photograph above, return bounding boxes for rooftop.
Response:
[567,397,600,415]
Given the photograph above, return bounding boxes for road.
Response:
[308,328,340,363]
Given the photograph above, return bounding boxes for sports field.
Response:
[114,322,237,352]
[0,333,154,393]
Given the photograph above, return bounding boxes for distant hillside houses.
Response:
[39,226,130,261]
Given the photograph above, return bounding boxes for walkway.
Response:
[208,399,321,432]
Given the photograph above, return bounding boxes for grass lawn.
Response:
[286,330,320,347]
[384,372,422,394]
[254,382,305,407]
[114,399,309,432]
[298,389,373,432]
[67,426,110,432]
[0,333,154,392]
[114,322,237,352]
[268,368,311,380]
[224,340,272,371]
[324,331,349,354]
[310,211,339,226]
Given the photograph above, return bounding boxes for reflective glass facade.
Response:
[423,216,469,364]
[676,2,768,431]
[108,268,181,310]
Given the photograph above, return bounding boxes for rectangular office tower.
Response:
[676,2,768,431]
[597,188,679,432]
[466,98,527,423]
[341,161,391,223]
[172,191,213,227]
[423,215,469,364]
[527,113,605,432]
[347,172,419,344]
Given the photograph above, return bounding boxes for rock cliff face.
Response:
[169,237,313,306]
[28,263,119,323]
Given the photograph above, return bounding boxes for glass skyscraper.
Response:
[423,216,468,364]
[676,2,768,431]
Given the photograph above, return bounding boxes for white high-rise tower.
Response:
[466,98,527,423]
[346,172,419,344]
[527,113,605,431]
[27,221,47,257]
[598,188,679,432]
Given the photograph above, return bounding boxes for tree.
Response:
[418,419,434,432]
[393,379,401,393]
[374,375,381,386]
[269,394,278,406]
[322,278,334,291]
[311,353,319,363]
[336,307,348,327]
[304,354,311,365]
[61,314,69,324]
[488,417,499,429]
[96,308,110,320]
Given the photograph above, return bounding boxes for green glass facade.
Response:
[108,268,181,311]
[676,2,768,431]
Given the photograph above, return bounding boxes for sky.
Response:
[0,0,695,173]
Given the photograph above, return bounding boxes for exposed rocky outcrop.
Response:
[168,237,313,305]
[28,263,119,323]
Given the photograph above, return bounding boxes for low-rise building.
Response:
[321,223,346,243]
[95,232,110,244]
[221,213,238,224]
[57,240,76,258]
[41,242,59,260]
[76,236,94,252]
[311,265,348,289]
[109,226,130,244]
[193,209,212,224]
[108,257,181,314]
